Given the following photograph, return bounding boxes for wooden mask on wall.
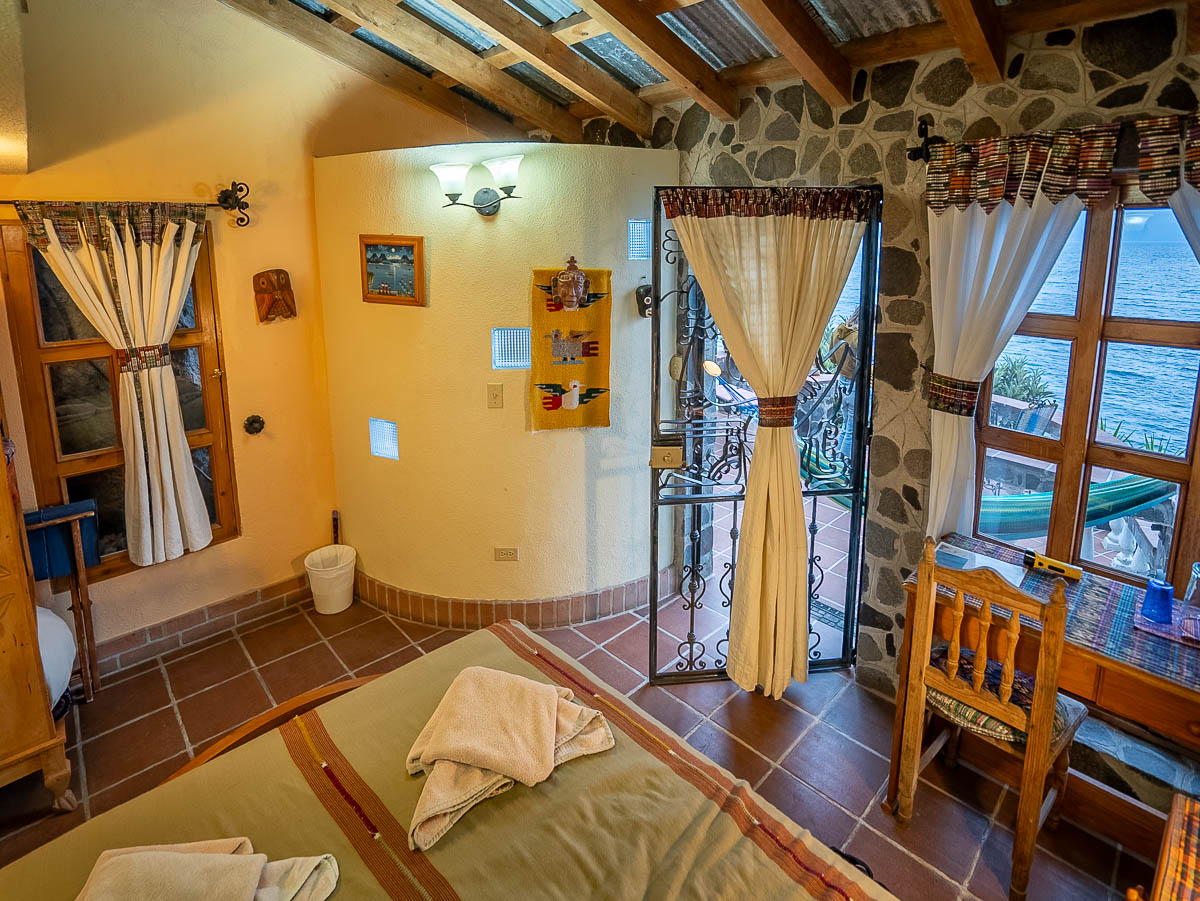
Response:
[253,269,297,322]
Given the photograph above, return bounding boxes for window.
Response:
[627,218,652,260]
[368,417,399,459]
[491,327,530,370]
[0,222,239,579]
[975,182,1200,593]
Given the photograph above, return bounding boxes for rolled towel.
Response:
[74,837,338,901]
[407,666,614,850]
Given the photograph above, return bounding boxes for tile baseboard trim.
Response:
[355,567,681,631]
[94,573,312,678]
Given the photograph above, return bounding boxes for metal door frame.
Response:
[647,184,883,685]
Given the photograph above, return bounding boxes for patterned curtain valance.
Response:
[659,186,876,222]
[926,123,1119,215]
[15,201,207,253]
[1135,114,1200,203]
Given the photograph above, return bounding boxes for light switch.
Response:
[487,383,504,409]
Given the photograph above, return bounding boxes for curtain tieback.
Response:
[928,372,982,416]
[758,395,798,427]
[117,343,171,373]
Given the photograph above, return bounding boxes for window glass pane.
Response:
[1096,342,1199,458]
[1080,467,1178,581]
[33,252,101,343]
[1028,213,1084,316]
[978,449,1056,552]
[48,359,116,455]
[988,336,1068,440]
[191,446,217,523]
[1112,208,1200,321]
[172,347,206,431]
[176,283,196,331]
[65,467,127,555]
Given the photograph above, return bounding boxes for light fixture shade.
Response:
[429,162,471,199]
[482,154,523,193]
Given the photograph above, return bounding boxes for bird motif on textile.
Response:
[545,329,599,364]
[536,381,608,411]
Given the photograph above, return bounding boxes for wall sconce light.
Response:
[429,154,523,217]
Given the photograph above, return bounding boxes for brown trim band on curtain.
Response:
[927,372,982,417]
[758,395,798,427]
[659,186,876,221]
[117,344,171,373]
[1136,114,1200,203]
[15,201,207,253]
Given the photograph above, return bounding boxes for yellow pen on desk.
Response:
[1022,550,1082,581]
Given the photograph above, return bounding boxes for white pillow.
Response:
[36,606,76,705]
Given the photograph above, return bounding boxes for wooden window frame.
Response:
[0,221,241,582]
[973,178,1200,595]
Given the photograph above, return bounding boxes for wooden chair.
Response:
[892,538,1087,900]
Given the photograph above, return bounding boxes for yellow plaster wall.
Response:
[0,0,491,641]
[314,143,680,600]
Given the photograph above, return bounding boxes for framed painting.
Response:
[360,235,426,306]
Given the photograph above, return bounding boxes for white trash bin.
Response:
[305,544,357,615]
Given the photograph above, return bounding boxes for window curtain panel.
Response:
[659,187,871,697]
[1135,115,1200,265]
[16,202,213,566]
[924,125,1119,540]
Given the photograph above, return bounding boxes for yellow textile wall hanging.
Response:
[530,258,611,430]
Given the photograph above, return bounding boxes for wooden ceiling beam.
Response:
[435,0,654,136]
[213,0,526,140]
[571,0,739,120]
[322,0,582,141]
[936,0,1005,82]
[735,0,852,105]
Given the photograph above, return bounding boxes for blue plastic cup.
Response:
[1142,579,1175,624]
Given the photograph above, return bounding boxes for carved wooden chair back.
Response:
[909,537,1069,743]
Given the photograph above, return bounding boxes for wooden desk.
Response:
[886,533,1196,858]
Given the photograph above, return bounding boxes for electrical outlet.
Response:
[494,546,519,562]
[487,383,504,409]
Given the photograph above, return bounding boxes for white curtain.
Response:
[663,188,868,697]
[19,203,213,566]
[925,192,1083,538]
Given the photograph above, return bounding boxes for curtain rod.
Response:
[0,180,252,227]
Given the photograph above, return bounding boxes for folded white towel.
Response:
[407,666,614,850]
[74,837,338,901]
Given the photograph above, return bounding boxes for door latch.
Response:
[649,445,683,469]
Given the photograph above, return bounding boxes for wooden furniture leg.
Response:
[1010,760,1050,900]
[882,587,917,815]
[1046,749,1069,830]
[70,520,99,693]
[42,720,77,813]
[66,576,93,702]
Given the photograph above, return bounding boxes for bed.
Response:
[0,621,895,900]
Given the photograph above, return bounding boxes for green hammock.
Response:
[796,447,1174,542]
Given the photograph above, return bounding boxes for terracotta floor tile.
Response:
[756,768,856,850]
[396,620,442,643]
[654,599,730,643]
[685,721,773,786]
[0,747,81,836]
[864,773,991,883]
[844,825,961,901]
[782,723,888,817]
[325,618,411,670]
[258,644,348,702]
[821,683,896,756]
[781,670,851,716]
[968,823,1110,901]
[603,621,680,676]
[176,671,271,745]
[711,691,814,761]
[164,639,251,699]
[308,601,383,638]
[89,752,189,816]
[0,806,86,869]
[540,628,595,659]
[577,648,644,695]
[576,613,639,644]
[658,677,740,715]
[919,757,1005,818]
[628,684,703,736]
[417,630,469,653]
[100,658,161,685]
[77,668,170,737]
[355,645,422,677]
[82,708,186,794]
[1029,815,1117,887]
[239,612,320,666]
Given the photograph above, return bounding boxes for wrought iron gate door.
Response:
[647,186,882,685]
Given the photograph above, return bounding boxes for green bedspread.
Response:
[0,622,895,900]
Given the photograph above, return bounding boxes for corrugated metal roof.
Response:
[661,0,777,69]
[504,61,582,105]
[574,32,666,90]
[402,0,497,51]
[506,0,583,26]
[804,0,941,43]
[351,27,436,77]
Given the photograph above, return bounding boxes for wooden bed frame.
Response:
[166,675,381,783]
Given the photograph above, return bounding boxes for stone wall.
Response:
[585,6,1198,693]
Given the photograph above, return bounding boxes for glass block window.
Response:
[369,417,399,460]
[628,218,652,260]
[491,327,531,370]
